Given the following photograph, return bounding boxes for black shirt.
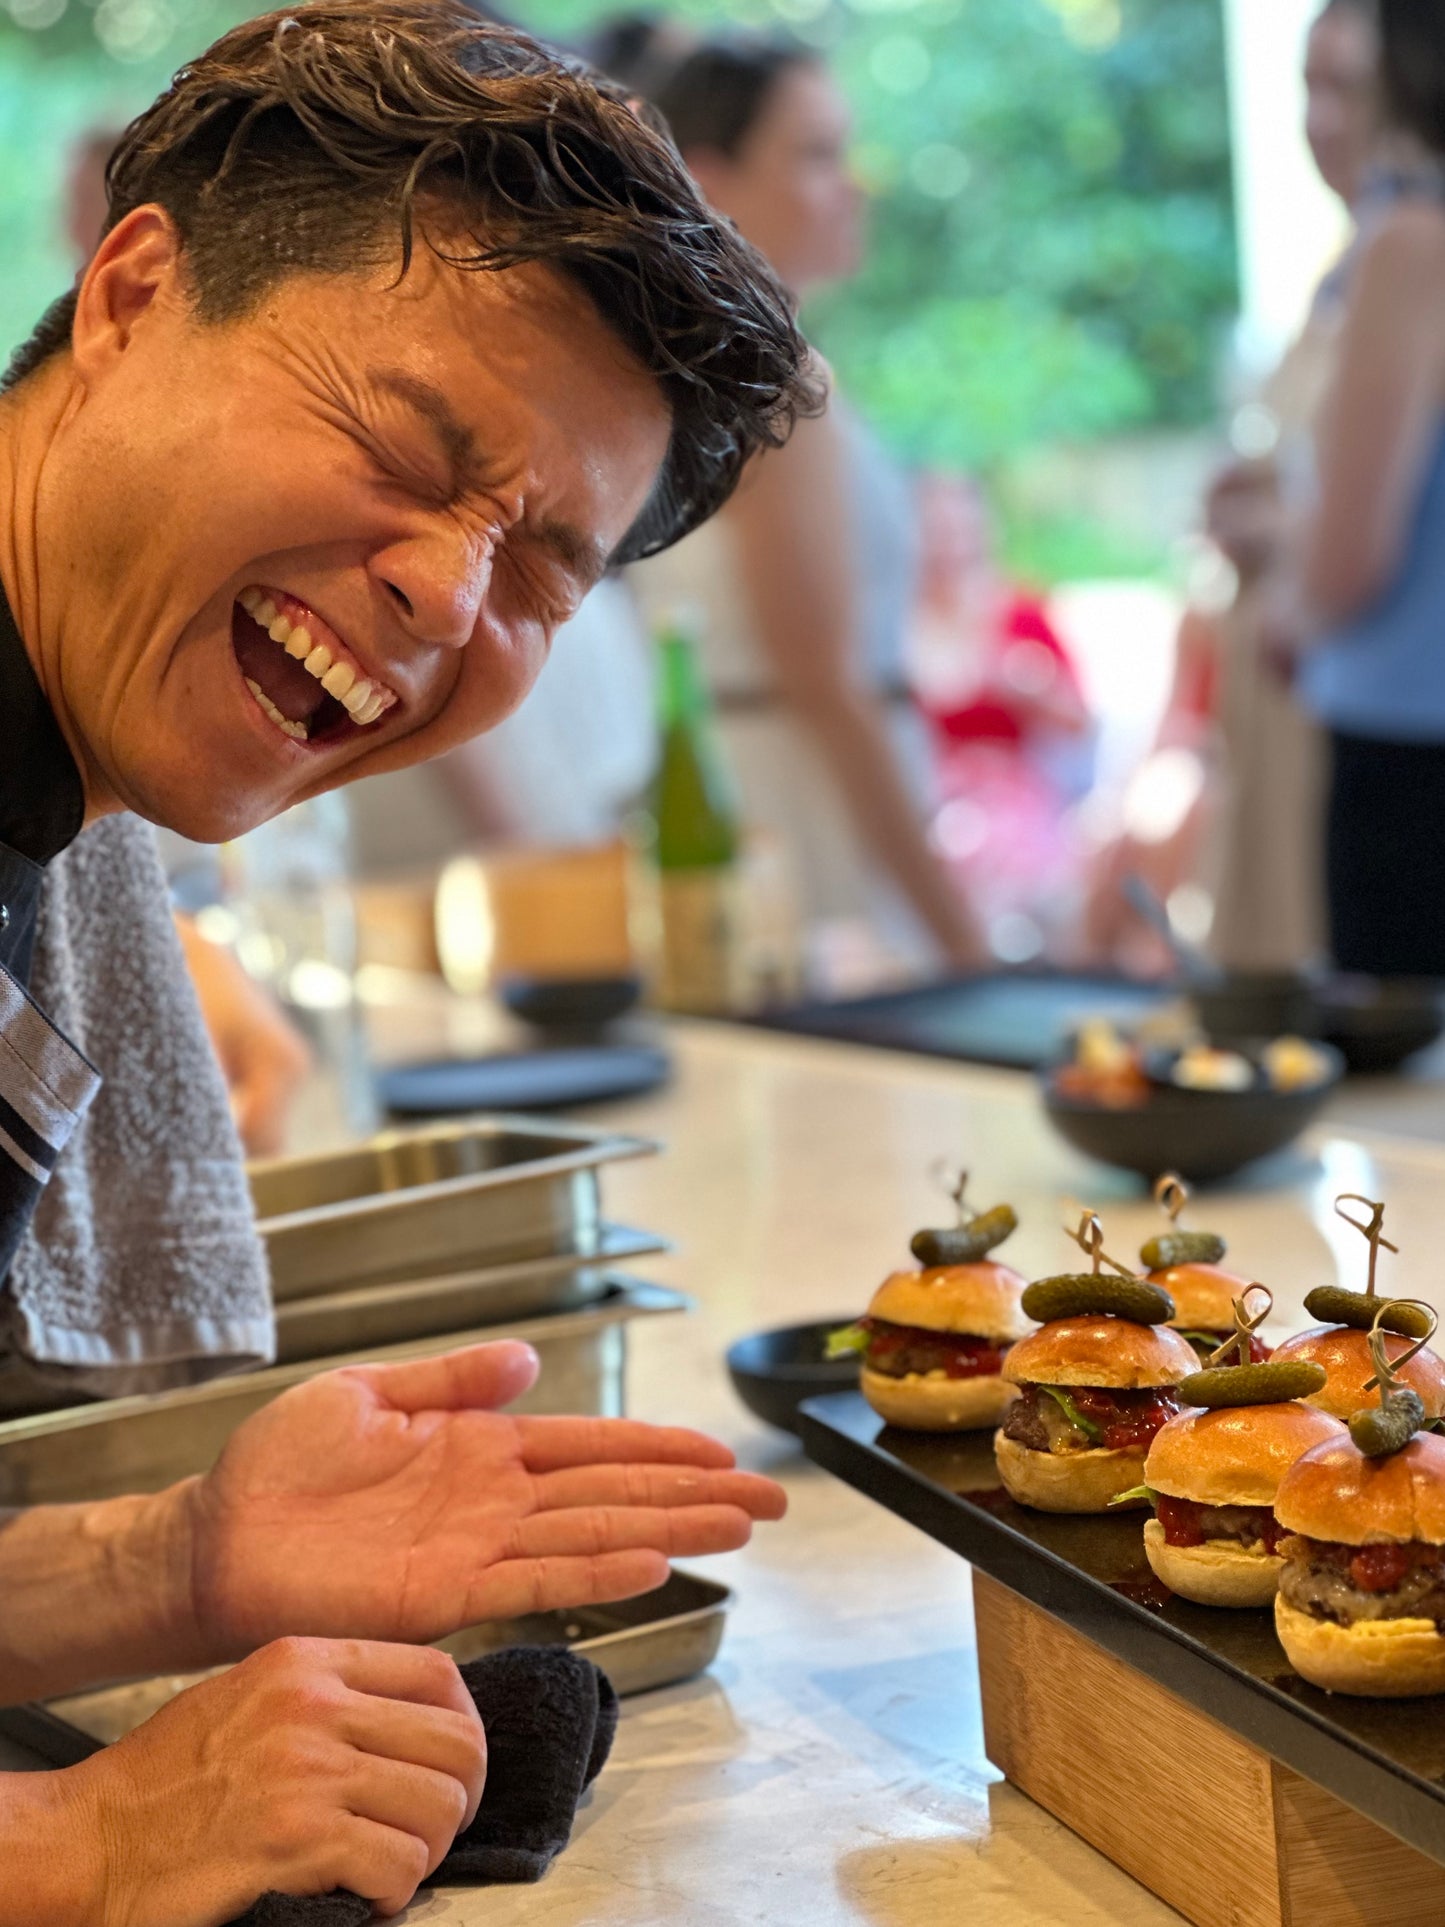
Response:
[0,583,84,983]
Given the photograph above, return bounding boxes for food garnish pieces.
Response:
[1171,1045,1253,1092]
[1348,1301,1438,1458]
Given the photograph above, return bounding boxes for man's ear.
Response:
[70,205,187,383]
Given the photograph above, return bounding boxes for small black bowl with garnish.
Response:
[726,1319,862,1437]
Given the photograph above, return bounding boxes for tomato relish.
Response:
[1155,1495,1286,1555]
[1067,1386,1179,1452]
[861,1318,1006,1381]
[1302,1538,1445,1594]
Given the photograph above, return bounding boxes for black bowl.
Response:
[726,1319,861,1436]
[1316,976,1445,1075]
[1040,1046,1343,1184]
[499,973,644,1033]
[1191,972,1320,1047]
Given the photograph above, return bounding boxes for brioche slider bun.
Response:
[862,1366,1016,1431]
[995,1429,1151,1512]
[1274,1432,1445,1696]
[1269,1325,1445,1423]
[1147,1261,1252,1336]
[860,1261,1029,1432]
[1141,1402,1345,1607]
[1003,1316,1198,1389]
[868,1263,1031,1345]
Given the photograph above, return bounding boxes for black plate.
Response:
[499,973,645,1034]
[1040,1046,1343,1184]
[726,1318,861,1436]
[752,970,1177,1071]
[799,1392,1445,1863]
[376,1044,671,1117]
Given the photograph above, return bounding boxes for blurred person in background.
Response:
[908,471,1092,955]
[1081,0,1379,977]
[622,33,986,981]
[1296,0,1445,976]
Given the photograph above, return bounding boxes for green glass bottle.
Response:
[649,614,744,1012]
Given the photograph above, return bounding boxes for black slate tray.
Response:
[799,1391,1445,1864]
[751,970,1176,1070]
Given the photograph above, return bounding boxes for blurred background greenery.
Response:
[0,0,1236,578]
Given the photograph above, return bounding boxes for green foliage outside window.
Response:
[0,0,1236,577]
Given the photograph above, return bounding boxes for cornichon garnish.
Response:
[1302,1286,1432,1337]
[1351,1391,1427,1459]
[1140,1230,1227,1271]
[1141,1175,1226,1272]
[1348,1301,1438,1457]
[1023,1273,1175,1326]
[911,1203,1018,1269]
[825,1324,869,1361]
[1039,1385,1102,1441]
[1180,1360,1327,1408]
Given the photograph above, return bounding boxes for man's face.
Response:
[43,215,672,840]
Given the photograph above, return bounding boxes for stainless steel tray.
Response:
[0,1572,732,1767]
[250,1116,659,1301]
[272,1222,670,1363]
[0,1278,687,1508]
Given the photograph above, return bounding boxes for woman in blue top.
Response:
[1300,0,1445,974]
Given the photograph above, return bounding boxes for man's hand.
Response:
[183,1342,786,1655]
[47,1638,485,1926]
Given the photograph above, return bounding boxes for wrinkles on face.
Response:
[31,241,671,838]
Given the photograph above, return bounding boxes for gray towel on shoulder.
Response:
[5,815,274,1396]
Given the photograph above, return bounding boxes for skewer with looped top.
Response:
[1154,1173,1189,1227]
[1336,1194,1399,1299]
[929,1162,971,1225]
[1064,1210,1136,1281]
[1204,1286,1272,1371]
[1363,1298,1438,1396]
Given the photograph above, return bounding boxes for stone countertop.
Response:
[400,1016,1445,1926]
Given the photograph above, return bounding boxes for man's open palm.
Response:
[187,1342,785,1653]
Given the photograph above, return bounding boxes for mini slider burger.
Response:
[833,1181,1031,1431]
[1274,1302,1445,1696]
[1140,1174,1267,1365]
[1270,1194,1445,1424]
[1124,1288,1344,1607]
[996,1212,1198,1513]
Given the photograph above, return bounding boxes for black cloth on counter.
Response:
[228,1647,619,1926]
[1327,729,1445,976]
[0,575,83,984]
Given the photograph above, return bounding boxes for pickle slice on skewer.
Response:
[1350,1389,1427,1458]
[1179,1360,1327,1408]
[1303,1285,1433,1337]
[911,1204,1018,1269]
[1021,1273,1175,1325]
[1139,1230,1227,1271]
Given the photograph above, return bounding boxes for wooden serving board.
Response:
[799,1393,1445,1922]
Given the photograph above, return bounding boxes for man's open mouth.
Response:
[231,586,399,747]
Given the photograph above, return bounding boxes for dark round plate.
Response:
[1040,1045,1343,1184]
[726,1319,861,1436]
[499,973,644,1033]
[376,1044,670,1117]
[1317,976,1445,1075]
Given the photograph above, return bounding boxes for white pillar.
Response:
[1221,0,1351,375]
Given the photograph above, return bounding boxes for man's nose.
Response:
[372,529,493,650]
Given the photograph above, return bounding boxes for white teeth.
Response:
[241,590,397,727]
[244,677,308,743]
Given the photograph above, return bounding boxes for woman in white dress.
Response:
[627,37,985,976]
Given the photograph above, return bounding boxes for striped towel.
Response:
[0,967,98,1284]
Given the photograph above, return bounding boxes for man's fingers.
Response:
[516,1416,737,1473]
[343,1756,471,1881]
[354,1341,541,1415]
[340,1692,487,1830]
[469,1549,670,1619]
[314,1640,477,1723]
[325,1812,432,1915]
[532,1463,787,1518]
[509,1504,761,1561]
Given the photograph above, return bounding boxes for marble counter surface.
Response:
[389,1017,1445,1927]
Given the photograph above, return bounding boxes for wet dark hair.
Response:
[647,34,818,159]
[4,0,821,563]
[1379,0,1445,152]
